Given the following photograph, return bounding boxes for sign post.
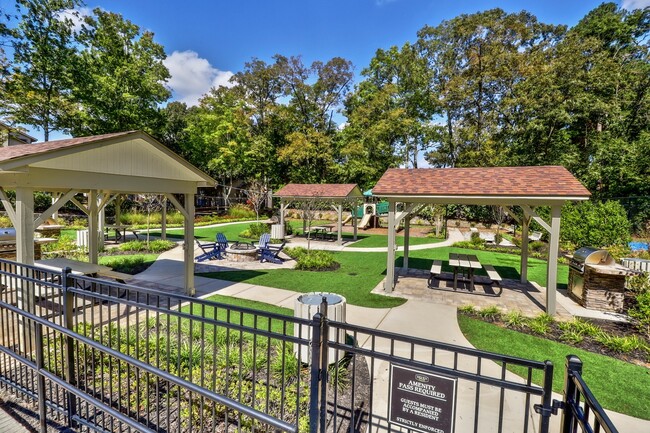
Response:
[389,364,458,433]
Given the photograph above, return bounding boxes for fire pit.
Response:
[568,247,638,312]
[225,242,258,263]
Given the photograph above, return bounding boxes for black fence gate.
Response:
[0,259,620,433]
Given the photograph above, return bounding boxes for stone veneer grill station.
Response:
[568,247,639,312]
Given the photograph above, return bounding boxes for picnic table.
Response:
[448,253,482,291]
[310,224,335,240]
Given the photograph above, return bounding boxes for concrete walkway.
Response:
[129,245,650,433]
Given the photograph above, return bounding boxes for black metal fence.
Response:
[0,259,621,433]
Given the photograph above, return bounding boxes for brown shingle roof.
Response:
[372,166,591,197]
[0,131,136,163]
[275,183,362,198]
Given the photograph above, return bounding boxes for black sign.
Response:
[389,364,457,433]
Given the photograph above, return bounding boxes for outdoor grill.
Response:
[567,246,638,312]
[0,227,53,260]
[0,228,16,241]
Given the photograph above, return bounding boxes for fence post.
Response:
[34,320,47,433]
[62,267,77,428]
[561,355,582,433]
[318,297,329,433]
[308,311,323,433]
[538,360,555,433]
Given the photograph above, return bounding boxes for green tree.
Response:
[71,8,170,135]
[561,201,632,248]
[3,0,80,140]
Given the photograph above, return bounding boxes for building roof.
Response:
[274,183,363,199]
[372,166,590,204]
[0,131,131,162]
[0,130,215,194]
[0,120,38,143]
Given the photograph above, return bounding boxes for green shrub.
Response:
[494,233,503,245]
[561,201,632,247]
[629,289,650,339]
[527,313,554,335]
[477,306,501,320]
[284,246,307,260]
[503,311,526,328]
[228,204,255,219]
[529,241,546,253]
[458,305,476,315]
[595,332,644,354]
[470,231,483,245]
[240,222,269,239]
[293,249,338,271]
[118,239,176,253]
[0,215,11,228]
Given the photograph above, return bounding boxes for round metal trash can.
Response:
[294,292,346,364]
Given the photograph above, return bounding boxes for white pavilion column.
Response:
[384,201,397,292]
[403,217,410,270]
[546,205,562,316]
[520,212,530,283]
[15,187,35,265]
[87,191,99,264]
[184,193,195,296]
[99,204,106,249]
[337,203,343,245]
[161,196,167,240]
[280,200,286,227]
[15,187,36,352]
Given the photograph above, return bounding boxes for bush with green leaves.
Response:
[239,222,269,239]
[286,247,339,271]
[561,201,632,248]
[228,203,256,219]
[118,239,176,253]
[627,275,650,338]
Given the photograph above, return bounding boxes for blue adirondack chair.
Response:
[253,233,286,264]
[216,233,229,256]
[195,238,221,262]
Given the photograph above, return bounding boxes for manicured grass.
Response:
[346,233,443,248]
[181,294,294,334]
[400,247,568,289]
[201,250,406,308]
[200,246,568,308]
[458,315,650,419]
[98,254,158,274]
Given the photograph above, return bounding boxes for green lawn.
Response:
[345,233,443,248]
[458,315,650,419]
[98,253,159,274]
[201,246,568,307]
[181,294,294,334]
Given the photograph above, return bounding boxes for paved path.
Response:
[131,246,650,433]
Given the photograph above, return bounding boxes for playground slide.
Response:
[341,214,353,225]
[359,213,372,229]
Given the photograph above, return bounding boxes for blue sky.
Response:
[5,0,649,140]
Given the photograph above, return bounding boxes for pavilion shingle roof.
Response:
[275,183,361,198]
[0,131,135,163]
[372,166,591,197]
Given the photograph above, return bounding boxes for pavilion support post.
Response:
[520,212,531,284]
[546,205,561,316]
[385,201,397,292]
[403,217,410,270]
[161,196,167,240]
[115,195,122,225]
[183,193,195,296]
[353,204,358,241]
[88,191,100,265]
[15,187,35,352]
[280,200,286,227]
[337,203,343,245]
[99,205,106,249]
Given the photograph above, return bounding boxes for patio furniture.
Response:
[483,265,503,296]
[254,233,286,264]
[448,253,482,291]
[529,231,543,241]
[427,260,443,287]
[194,238,224,262]
[216,233,229,252]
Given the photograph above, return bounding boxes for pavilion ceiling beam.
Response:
[522,205,551,233]
[97,192,114,211]
[395,203,424,225]
[503,206,522,225]
[33,189,76,227]
[165,193,190,220]
[0,187,16,226]
[70,196,89,216]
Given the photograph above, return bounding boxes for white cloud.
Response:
[58,7,92,33]
[621,0,650,9]
[163,50,233,106]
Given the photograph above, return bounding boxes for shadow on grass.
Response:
[198,270,268,282]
